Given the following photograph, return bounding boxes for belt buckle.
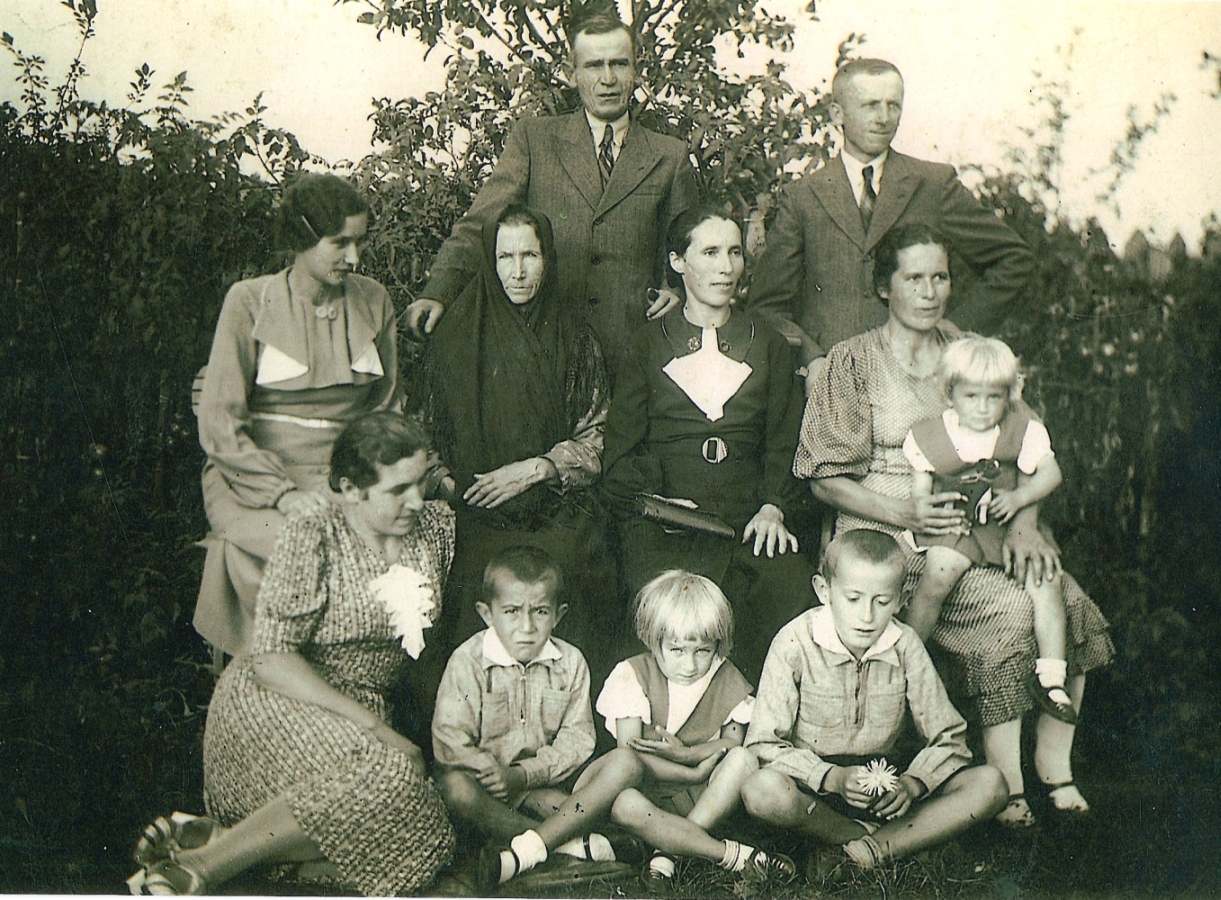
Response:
[701,436,728,464]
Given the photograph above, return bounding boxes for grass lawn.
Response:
[3,708,1217,897]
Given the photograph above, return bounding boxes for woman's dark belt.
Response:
[648,435,762,466]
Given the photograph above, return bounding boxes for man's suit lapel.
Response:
[866,151,919,249]
[556,111,604,211]
[810,155,868,248]
[596,121,664,217]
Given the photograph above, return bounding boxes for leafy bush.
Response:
[1,1,1219,892]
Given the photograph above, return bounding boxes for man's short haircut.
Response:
[938,336,1023,403]
[822,529,906,581]
[567,11,636,58]
[328,412,432,492]
[831,58,903,99]
[633,569,734,658]
[481,545,562,608]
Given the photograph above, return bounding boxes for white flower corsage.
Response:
[369,564,436,660]
[857,758,900,797]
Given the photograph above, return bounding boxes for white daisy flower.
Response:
[857,758,899,796]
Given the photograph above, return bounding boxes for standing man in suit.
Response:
[748,58,1033,391]
[407,13,697,372]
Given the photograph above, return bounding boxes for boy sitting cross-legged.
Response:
[741,529,1008,870]
[432,546,644,891]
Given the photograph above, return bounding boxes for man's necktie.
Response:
[598,124,615,187]
[859,164,877,230]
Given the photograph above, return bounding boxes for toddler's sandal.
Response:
[1025,674,1078,724]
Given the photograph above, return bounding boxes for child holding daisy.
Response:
[596,570,795,887]
[741,530,1007,869]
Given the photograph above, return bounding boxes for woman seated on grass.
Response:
[129,413,454,896]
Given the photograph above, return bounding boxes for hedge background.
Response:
[1,2,1219,894]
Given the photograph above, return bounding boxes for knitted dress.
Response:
[203,502,456,896]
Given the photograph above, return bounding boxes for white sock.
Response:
[500,829,546,883]
[1036,658,1068,688]
[555,833,614,861]
[1036,659,1072,705]
[719,839,757,872]
[649,854,677,879]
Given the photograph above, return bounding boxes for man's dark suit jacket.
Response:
[422,111,697,369]
[747,151,1033,363]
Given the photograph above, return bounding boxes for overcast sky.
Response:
[4,0,1219,251]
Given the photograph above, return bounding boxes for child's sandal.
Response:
[743,848,797,883]
[996,793,1036,829]
[1025,674,1078,724]
[640,852,676,890]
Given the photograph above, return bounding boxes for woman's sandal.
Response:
[996,793,1036,829]
[1025,674,1078,724]
[126,859,206,896]
[1046,781,1092,817]
[134,813,219,867]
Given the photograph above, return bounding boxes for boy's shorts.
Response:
[509,770,581,813]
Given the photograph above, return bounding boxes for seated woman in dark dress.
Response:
[601,204,815,681]
[422,204,617,680]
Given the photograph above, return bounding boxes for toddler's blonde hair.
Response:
[938,336,1023,403]
[633,570,734,659]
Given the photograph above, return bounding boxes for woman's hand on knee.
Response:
[1003,515,1061,586]
[905,492,968,535]
[743,504,799,557]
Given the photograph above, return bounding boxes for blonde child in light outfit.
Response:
[900,337,1079,730]
[596,570,796,887]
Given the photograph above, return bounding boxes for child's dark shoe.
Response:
[1026,674,1077,724]
[742,848,796,884]
[600,829,646,866]
[474,844,515,895]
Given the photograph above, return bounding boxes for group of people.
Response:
[127,11,1114,897]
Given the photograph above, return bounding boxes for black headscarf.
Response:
[426,205,578,525]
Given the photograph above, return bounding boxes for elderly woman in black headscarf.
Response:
[422,204,617,679]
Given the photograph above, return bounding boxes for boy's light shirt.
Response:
[432,629,594,790]
[596,656,755,738]
[481,627,563,669]
[808,604,903,663]
[746,607,972,796]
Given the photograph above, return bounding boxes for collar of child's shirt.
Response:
[806,605,904,666]
[480,628,564,669]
